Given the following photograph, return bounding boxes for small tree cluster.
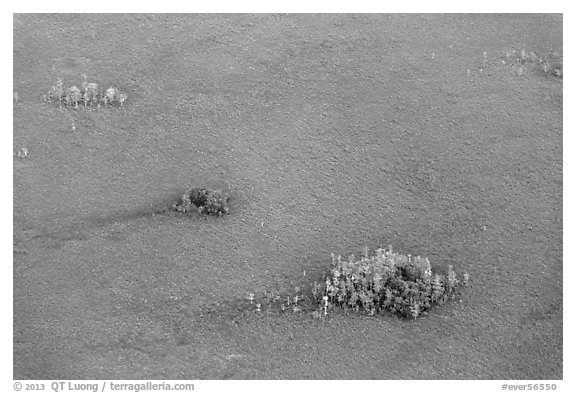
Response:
[172,187,230,216]
[48,76,127,108]
[314,247,469,319]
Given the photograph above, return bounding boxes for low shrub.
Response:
[172,187,230,216]
[14,147,28,159]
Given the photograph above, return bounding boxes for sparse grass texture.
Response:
[48,76,127,108]
[172,187,230,216]
[318,247,469,319]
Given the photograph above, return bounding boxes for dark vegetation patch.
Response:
[172,187,230,216]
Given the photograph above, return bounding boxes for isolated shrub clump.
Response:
[47,76,127,108]
[313,247,469,319]
[172,187,230,216]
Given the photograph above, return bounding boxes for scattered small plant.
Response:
[497,48,563,79]
[48,77,127,108]
[172,187,230,216]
